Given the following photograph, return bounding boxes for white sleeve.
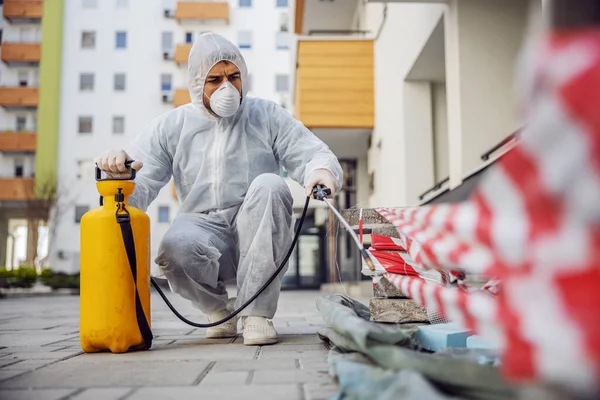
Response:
[126,116,173,212]
[269,102,343,192]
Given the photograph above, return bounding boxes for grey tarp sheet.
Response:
[316,295,516,400]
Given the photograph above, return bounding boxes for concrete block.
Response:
[340,208,390,228]
[466,335,499,350]
[416,323,473,352]
[373,276,405,298]
[369,298,428,323]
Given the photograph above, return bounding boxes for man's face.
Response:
[203,61,242,114]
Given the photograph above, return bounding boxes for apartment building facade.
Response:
[50,0,294,273]
[0,0,63,269]
[292,0,544,280]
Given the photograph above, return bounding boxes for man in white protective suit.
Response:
[95,33,342,345]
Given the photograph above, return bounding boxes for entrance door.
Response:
[282,230,325,290]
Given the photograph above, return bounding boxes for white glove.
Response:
[305,169,338,198]
[95,149,143,177]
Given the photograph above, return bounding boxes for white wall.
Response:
[52,0,293,272]
[445,0,529,186]
[365,3,446,207]
[432,83,448,182]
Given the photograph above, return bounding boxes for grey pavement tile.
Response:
[213,359,298,372]
[0,370,29,382]
[200,371,249,386]
[7,350,82,361]
[2,360,59,371]
[0,389,77,400]
[168,337,234,346]
[259,350,328,360]
[0,359,210,389]
[129,384,301,400]
[70,388,134,400]
[68,343,255,362]
[253,370,333,385]
[0,335,70,348]
[260,344,327,352]
[0,359,23,368]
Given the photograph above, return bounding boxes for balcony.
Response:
[294,39,374,129]
[0,131,37,152]
[173,89,191,108]
[3,0,43,23]
[0,87,39,109]
[174,44,192,64]
[173,1,229,23]
[0,43,41,66]
[0,178,35,201]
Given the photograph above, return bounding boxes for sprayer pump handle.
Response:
[94,159,137,182]
[312,184,331,201]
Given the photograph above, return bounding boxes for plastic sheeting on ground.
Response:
[316,295,516,400]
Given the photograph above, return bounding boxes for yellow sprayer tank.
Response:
[80,174,152,353]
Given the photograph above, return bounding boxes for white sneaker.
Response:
[206,309,238,339]
[242,316,278,346]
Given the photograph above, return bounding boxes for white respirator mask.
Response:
[206,81,241,118]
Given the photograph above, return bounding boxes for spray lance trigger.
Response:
[311,184,331,201]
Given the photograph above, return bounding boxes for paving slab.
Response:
[0,359,211,389]
[0,291,351,398]
[0,389,77,400]
[129,384,302,400]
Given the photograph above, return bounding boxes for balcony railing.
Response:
[294,39,374,129]
[0,42,42,65]
[172,1,229,22]
[0,87,39,108]
[0,178,35,201]
[173,89,191,107]
[174,44,192,64]
[0,131,37,152]
[3,0,43,23]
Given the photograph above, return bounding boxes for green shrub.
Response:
[40,270,80,290]
[0,267,11,289]
[13,266,38,288]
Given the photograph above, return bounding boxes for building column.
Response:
[26,219,39,266]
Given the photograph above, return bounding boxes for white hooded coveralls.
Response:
[126,33,343,317]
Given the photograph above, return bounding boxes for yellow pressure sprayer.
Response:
[79,162,375,353]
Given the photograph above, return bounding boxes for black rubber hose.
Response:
[150,195,311,328]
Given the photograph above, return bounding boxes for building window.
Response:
[158,206,170,223]
[79,73,95,91]
[162,31,173,52]
[113,116,125,134]
[18,70,28,86]
[78,116,93,134]
[82,0,97,8]
[81,31,96,48]
[116,0,128,8]
[14,158,24,177]
[276,0,288,7]
[75,206,89,223]
[238,31,252,49]
[161,74,172,91]
[279,12,289,32]
[276,74,289,92]
[115,31,127,49]
[16,116,27,132]
[185,32,193,44]
[114,73,126,91]
[276,32,289,50]
[239,0,251,7]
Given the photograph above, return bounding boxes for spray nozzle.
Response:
[312,184,331,201]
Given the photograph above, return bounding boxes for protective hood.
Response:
[188,32,249,117]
